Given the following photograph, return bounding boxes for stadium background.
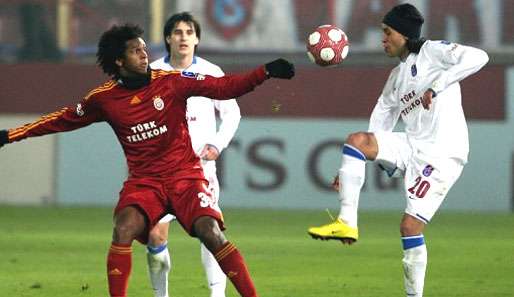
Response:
[0,0,512,211]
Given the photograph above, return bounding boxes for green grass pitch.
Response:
[0,206,513,297]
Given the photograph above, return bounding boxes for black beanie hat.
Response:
[383,3,424,39]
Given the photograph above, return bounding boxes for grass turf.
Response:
[0,206,513,297]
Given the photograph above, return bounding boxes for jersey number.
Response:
[408,176,431,198]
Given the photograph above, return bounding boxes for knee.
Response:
[112,207,146,244]
[194,216,222,239]
[345,132,377,160]
[113,222,139,243]
[400,224,414,237]
[194,216,226,251]
[346,132,371,150]
[148,225,168,246]
[400,221,424,237]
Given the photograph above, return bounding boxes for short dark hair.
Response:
[163,12,201,54]
[97,24,144,77]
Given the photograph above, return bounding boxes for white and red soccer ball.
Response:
[306,25,349,67]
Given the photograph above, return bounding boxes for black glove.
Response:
[0,130,9,148]
[264,58,295,79]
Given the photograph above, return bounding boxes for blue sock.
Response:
[402,235,425,250]
[147,242,167,254]
[401,234,427,296]
[342,144,366,161]
[338,144,366,227]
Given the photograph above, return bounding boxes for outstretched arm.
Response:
[0,100,102,147]
[179,59,295,100]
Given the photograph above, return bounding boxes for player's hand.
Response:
[421,88,436,110]
[264,58,295,79]
[199,144,220,161]
[0,130,9,148]
[331,174,341,191]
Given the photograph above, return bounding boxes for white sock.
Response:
[147,243,171,297]
[338,144,366,228]
[402,235,427,297]
[200,243,226,297]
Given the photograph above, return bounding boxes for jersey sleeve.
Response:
[368,68,401,133]
[7,96,103,143]
[425,41,489,95]
[176,66,267,101]
[206,66,241,153]
[210,99,241,153]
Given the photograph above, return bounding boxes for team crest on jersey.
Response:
[422,165,434,177]
[153,96,164,111]
[411,64,417,77]
[76,103,84,116]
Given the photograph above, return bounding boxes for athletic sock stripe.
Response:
[402,235,424,240]
[109,250,132,255]
[110,245,131,250]
[215,245,236,262]
[110,245,132,254]
[214,243,236,261]
[215,242,233,257]
[147,243,167,254]
[111,246,132,252]
[215,244,236,261]
[109,250,131,255]
[110,243,131,248]
[110,250,131,254]
[342,144,366,161]
[402,235,425,250]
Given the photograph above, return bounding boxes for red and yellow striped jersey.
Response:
[8,67,266,178]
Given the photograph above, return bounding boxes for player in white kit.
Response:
[146,12,241,297]
[308,4,489,297]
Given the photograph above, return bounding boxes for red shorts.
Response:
[114,176,225,244]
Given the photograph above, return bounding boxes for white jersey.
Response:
[150,55,241,174]
[369,40,489,165]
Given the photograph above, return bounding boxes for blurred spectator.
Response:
[17,2,62,62]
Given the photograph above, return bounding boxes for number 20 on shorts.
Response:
[408,176,431,198]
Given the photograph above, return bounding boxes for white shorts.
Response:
[158,162,220,223]
[375,132,464,224]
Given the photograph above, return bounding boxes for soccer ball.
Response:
[306,25,349,67]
